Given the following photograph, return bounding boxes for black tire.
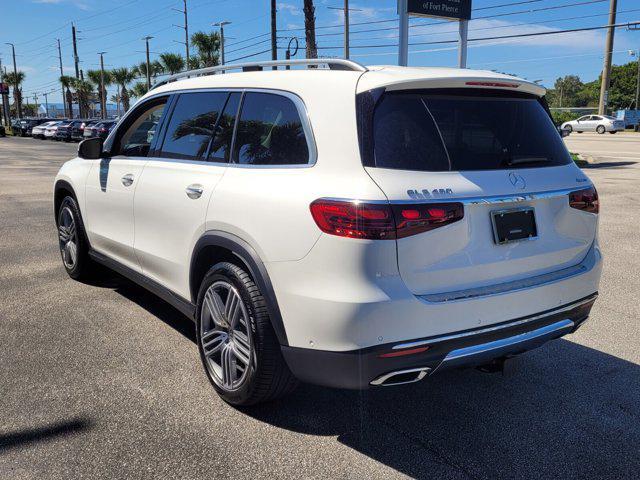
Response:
[56,196,98,280]
[196,261,297,406]
[577,131,583,134]
[564,125,572,133]
[597,125,606,134]
[609,131,617,134]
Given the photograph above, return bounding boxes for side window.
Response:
[208,92,240,163]
[116,99,167,157]
[233,92,309,166]
[160,92,227,161]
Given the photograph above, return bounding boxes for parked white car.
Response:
[32,121,58,139]
[54,59,602,406]
[44,121,64,140]
[562,114,625,134]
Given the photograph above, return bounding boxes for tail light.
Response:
[309,199,464,240]
[569,186,599,214]
[99,128,107,133]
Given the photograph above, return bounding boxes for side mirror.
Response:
[78,137,103,159]
[560,127,571,138]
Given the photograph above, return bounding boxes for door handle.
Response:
[185,184,204,199]
[121,174,134,187]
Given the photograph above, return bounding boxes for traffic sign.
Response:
[407,0,472,21]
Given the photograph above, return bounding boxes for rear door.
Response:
[133,91,239,298]
[363,89,597,296]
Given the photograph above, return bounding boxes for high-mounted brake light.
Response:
[465,81,520,88]
[569,186,599,214]
[309,199,464,240]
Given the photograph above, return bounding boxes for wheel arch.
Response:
[190,231,289,346]
[54,179,78,219]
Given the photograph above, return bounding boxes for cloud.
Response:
[32,0,89,10]
[278,2,301,16]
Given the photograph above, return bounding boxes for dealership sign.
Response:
[407,0,472,21]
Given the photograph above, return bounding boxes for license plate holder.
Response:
[491,207,537,245]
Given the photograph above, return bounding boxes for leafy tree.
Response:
[190,31,220,68]
[159,52,185,74]
[4,70,25,117]
[303,0,318,59]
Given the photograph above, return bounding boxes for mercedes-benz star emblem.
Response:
[508,172,527,190]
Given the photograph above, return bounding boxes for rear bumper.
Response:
[281,294,596,389]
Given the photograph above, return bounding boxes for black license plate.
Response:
[491,208,537,244]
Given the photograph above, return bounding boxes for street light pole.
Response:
[57,39,66,118]
[43,91,50,116]
[98,51,106,119]
[213,21,231,65]
[5,42,21,118]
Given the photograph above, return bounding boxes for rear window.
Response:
[371,90,572,171]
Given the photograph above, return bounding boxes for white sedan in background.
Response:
[44,121,65,140]
[562,115,625,134]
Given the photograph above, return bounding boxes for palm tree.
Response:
[303,0,318,59]
[110,93,121,117]
[110,67,136,113]
[71,78,94,118]
[130,82,149,99]
[86,69,112,118]
[190,31,220,68]
[59,75,75,118]
[159,52,185,74]
[4,71,25,118]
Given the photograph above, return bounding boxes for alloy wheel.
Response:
[58,206,78,270]
[200,281,254,391]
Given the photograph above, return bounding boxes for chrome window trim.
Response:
[132,87,317,168]
[391,294,596,351]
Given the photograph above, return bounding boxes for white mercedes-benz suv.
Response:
[54,59,602,406]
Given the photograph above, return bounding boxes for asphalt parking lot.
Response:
[1,134,639,479]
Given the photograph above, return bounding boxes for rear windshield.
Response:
[371,91,571,171]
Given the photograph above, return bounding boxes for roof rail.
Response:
[151,58,368,90]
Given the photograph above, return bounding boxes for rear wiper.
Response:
[506,156,550,166]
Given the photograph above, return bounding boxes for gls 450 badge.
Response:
[407,188,453,199]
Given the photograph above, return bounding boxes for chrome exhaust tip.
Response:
[370,367,431,387]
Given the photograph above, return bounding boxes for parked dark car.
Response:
[55,120,83,142]
[16,118,56,136]
[83,120,116,140]
[71,120,98,142]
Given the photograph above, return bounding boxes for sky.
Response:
[1,0,639,104]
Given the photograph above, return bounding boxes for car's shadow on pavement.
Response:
[94,273,640,479]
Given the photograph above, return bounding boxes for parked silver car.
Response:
[562,115,625,134]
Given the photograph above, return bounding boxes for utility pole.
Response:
[0,56,6,126]
[57,39,66,117]
[398,0,409,66]
[72,23,80,79]
[98,52,106,119]
[327,1,359,59]
[5,42,22,118]
[598,0,617,115]
[173,0,190,66]
[143,36,153,89]
[32,93,38,117]
[271,0,277,68]
[214,21,231,65]
[630,25,640,111]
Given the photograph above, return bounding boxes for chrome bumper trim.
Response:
[370,367,431,387]
[392,294,595,350]
[437,319,574,370]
